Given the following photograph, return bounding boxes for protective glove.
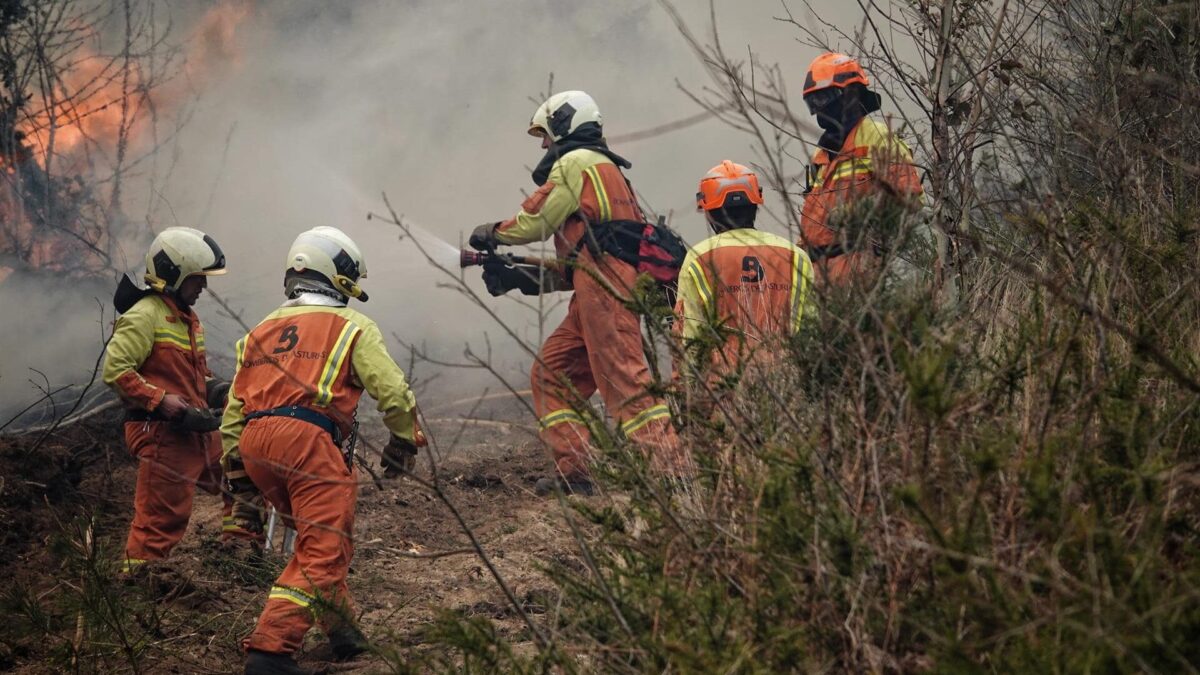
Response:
[225,454,265,534]
[414,416,428,448]
[482,263,546,297]
[381,434,419,477]
[173,406,222,433]
[468,222,500,252]
[205,378,231,410]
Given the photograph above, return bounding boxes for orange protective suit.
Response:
[800,117,924,286]
[674,227,814,384]
[221,303,419,656]
[102,292,252,573]
[495,150,682,479]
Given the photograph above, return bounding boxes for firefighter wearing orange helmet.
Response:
[800,53,925,286]
[102,227,260,578]
[221,226,425,675]
[468,91,687,496]
[676,161,814,397]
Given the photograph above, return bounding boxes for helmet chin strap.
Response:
[333,275,369,302]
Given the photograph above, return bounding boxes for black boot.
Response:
[245,649,309,675]
[534,475,595,497]
[327,624,369,661]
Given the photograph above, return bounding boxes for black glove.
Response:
[381,435,419,477]
[206,378,231,410]
[469,222,500,251]
[482,263,546,297]
[173,406,222,432]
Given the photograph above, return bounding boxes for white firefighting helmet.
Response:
[527,90,602,143]
[144,227,226,292]
[286,226,369,302]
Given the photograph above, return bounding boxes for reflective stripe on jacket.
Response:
[102,293,210,411]
[800,117,923,283]
[494,149,645,262]
[221,305,417,462]
[675,228,814,372]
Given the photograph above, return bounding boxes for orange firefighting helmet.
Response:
[696,160,764,211]
[803,52,870,96]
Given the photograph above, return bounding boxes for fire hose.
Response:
[459,249,565,296]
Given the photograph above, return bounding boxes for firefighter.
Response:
[102,226,257,578]
[468,90,686,496]
[221,226,423,675]
[800,52,926,287]
[676,161,814,400]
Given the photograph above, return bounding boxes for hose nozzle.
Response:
[460,250,489,268]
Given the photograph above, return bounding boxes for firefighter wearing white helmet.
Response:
[467,91,690,497]
[144,226,227,294]
[284,225,370,302]
[103,226,260,580]
[221,225,425,673]
[526,90,603,143]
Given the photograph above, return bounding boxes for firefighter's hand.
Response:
[174,406,222,433]
[157,394,189,420]
[414,417,428,448]
[482,263,545,297]
[205,378,231,410]
[468,223,500,251]
[382,435,419,477]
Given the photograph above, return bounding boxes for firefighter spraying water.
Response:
[463,90,693,496]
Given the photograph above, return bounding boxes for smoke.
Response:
[3,0,857,416]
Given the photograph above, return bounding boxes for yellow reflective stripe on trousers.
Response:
[621,403,670,437]
[222,515,241,532]
[121,558,148,574]
[539,408,585,431]
[313,321,360,406]
[585,166,612,223]
[269,585,316,608]
[685,259,714,311]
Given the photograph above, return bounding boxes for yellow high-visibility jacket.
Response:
[220,304,417,464]
[102,293,211,411]
[675,227,814,376]
[494,149,644,263]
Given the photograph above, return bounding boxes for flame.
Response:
[19,0,253,166]
[1,1,253,280]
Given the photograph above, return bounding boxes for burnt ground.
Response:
[0,394,584,673]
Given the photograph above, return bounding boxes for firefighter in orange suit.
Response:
[675,161,814,398]
[800,53,924,286]
[468,90,685,496]
[102,226,258,577]
[221,226,423,675]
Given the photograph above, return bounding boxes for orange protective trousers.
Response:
[240,417,357,655]
[123,421,245,568]
[532,251,683,479]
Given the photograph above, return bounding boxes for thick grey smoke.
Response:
[4,0,859,416]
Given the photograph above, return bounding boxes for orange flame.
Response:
[2,1,253,280]
[18,0,253,168]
